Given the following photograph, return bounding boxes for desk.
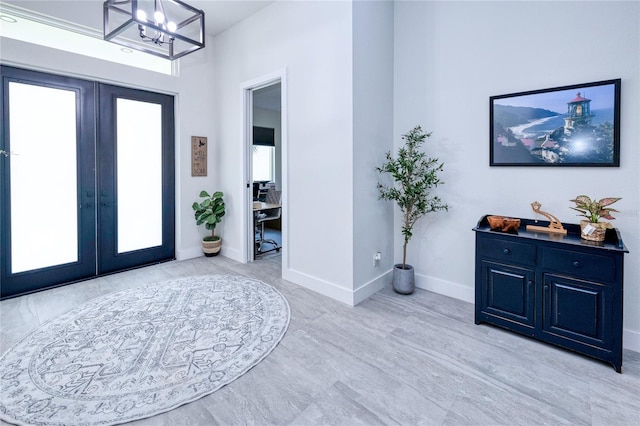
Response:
[253,201,281,212]
[253,202,281,256]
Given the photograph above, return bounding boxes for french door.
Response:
[0,66,175,299]
[97,84,175,274]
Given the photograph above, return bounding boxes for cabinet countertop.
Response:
[472,214,628,253]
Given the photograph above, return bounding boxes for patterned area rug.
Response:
[0,275,290,426]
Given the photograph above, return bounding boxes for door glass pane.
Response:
[9,82,78,273]
[116,98,162,253]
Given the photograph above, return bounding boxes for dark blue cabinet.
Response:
[473,215,628,373]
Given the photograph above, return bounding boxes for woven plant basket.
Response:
[580,220,607,242]
[202,237,222,256]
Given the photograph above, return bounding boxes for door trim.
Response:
[241,69,288,268]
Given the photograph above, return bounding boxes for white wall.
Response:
[0,30,220,262]
[211,1,356,302]
[394,0,640,350]
[352,0,395,302]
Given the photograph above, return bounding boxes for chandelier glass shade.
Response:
[104,0,205,60]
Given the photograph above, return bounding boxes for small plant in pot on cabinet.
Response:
[377,126,449,294]
[193,191,225,256]
[570,195,621,242]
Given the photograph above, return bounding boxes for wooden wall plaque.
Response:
[191,136,207,176]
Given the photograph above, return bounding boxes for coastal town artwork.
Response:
[490,80,620,166]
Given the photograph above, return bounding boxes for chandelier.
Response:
[103,0,205,60]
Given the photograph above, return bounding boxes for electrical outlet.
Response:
[373,252,381,267]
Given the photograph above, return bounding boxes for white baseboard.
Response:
[624,328,640,353]
[221,246,244,263]
[414,273,474,304]
[176,246,202,261]
[353,270,392,305]
[283,268,392,307]
[283,268,355,306]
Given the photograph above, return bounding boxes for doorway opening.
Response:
[243,71,286,265]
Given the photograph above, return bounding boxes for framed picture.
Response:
[490,79,621,166]
[191,136,207,176]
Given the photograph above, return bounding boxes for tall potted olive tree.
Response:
[377,126,449,294]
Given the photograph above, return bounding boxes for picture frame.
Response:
[490,79,621,166]
[191,136,207,176]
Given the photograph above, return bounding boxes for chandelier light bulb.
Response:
[167,21,177,32]
[135,9,147,22]
[154,11,165,24]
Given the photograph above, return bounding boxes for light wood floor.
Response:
[1,255,639,425]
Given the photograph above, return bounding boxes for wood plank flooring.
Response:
[1,255,639,425]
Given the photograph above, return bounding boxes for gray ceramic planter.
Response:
[392,264,415,294]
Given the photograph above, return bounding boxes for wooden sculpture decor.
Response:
[526,201,567,235]
[487,215,521,233]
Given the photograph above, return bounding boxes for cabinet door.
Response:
[542,274,612,349]
[480,261,535,328]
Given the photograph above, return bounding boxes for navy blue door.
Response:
[97,84,175,274]
[0,66,174,298]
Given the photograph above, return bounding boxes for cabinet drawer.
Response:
[477,236,536,266]
[542,248,615,283]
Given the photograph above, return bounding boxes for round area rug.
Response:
[0,275,290,426]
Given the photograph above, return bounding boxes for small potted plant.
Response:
[192,190,225,256]
[377,126,449,294]
[570,195,621,242]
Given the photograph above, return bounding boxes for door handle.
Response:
[100,190,110,207]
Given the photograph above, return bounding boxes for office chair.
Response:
[255,189,282,254]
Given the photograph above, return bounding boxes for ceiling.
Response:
[1,0,274,37]
[1,0,282,110]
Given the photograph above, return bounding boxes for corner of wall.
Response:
[175,247,203,261]
[353,269,392,306]
[283,268,356,306]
